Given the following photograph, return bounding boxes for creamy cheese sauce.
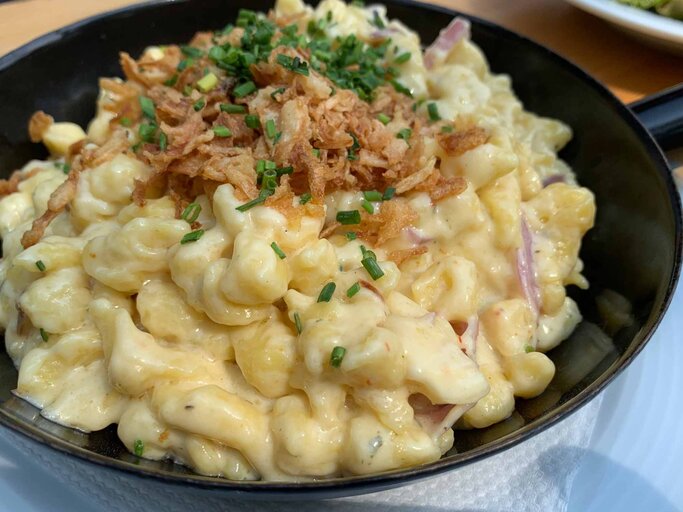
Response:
[0,0,594,480]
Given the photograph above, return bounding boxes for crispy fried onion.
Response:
[24,28,489,249]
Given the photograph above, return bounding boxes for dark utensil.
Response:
[0,0,680,500]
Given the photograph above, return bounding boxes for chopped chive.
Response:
[317,282,336,302]
[255,160,266,174]
[163,74,179,87]
[197,72,219,92]
[131,142,142,153]
[265,160,277,170]
[276,54,310,76]
[177,58,194,72]
[158,131,168,151]
[371,11,386,29]
[312,148,321,158]
[347,133,360,161]
[273,131,282,144]
[330,346,346,368]
[139,96,156,120]
[397,128,412,142]
[361,199,374,214]
[394,52,411,64]
[220,103,246,114]
[271,241,286,259]
[181,202,201,223]
[138,123,157,143]
[60,163,70,174]
[39,328,49,342]
[427,102,441,122]
[270,87,286,100]
[245,114,260,129]
[276,166,293,176]
[119,117,132,127]
[193,98,206,111]
[180,45,204,58]
[363,190,383,202]
[336,210,361,225]
[133,439,144,457]
[212,126,233,137]
[293,312,303,334]
[265,119,278,139]
[382,187,396,200]
[390,79,412,97]
[346,282,361,298]
[236,195,267,212]
[182,85,193,96]
[300,193,312,205]
[345,231,357,241]
[233,80,257,98]
[180,229,204,244]
[377,113,391,125]
[525,345,534,353]
[441,125,454,133]
[35,260,46,272]
[362,256,384,280]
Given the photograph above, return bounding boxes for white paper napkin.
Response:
[0,394,602,512]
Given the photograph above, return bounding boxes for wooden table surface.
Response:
[0,0,681,103]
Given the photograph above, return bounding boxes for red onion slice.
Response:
[517,216,541,315]
[424,17,471,69]
[410,393,472,438]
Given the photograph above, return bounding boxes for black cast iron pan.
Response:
[0,0,680,500]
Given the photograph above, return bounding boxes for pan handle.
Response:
[629,83,683,152]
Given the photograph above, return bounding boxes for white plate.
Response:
[565,0,683,54]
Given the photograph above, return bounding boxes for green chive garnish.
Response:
[363,190,383,202]
[181,202,201,223]
[345,231,357,241]
[197,72,219,92]
[265,119,278,139]
[336,210,361,225]
[346,282,361,298]
[397,128,412,142]
[427,102,441,121]
[233,81,257,98]
[220,103,246,114]
[180,229,204,244]
[270,87,286,100]
[39,328,48,342]
[317,282,336,302]
[525,345,534,353]
[294,312,303,334]
[35,260,46,272]
[361,199,374,214]
[119,117,132,127]
[177,58,193,72]
[276,54,310,76]
[133,439,144,457]
[441,125,454,133]
[236,195,267,212]
[164,74,179,87]
[271,242,286,259]
[330,346,346,368]
[212,126,233,137]
[180,45,204,58]
[193,98,206,111]
[395,52,411,64]
[138,123,157,143]
[158,131,168,151]
[390,79,412,97]
[362,256,384,280]
[377,113,391,125]
[276,166,293,176]
[139,96,156,120]
[245,114,260,129]
[382,187,396,200]
[312,148,321,158]
[300,193,312,205]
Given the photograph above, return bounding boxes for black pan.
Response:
[0,0,680,500]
